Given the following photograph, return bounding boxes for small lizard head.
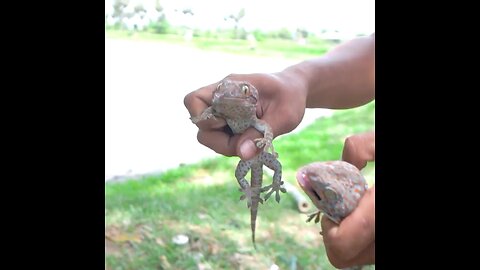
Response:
[210,79,260,122]
[296,161,368,223]
[212,80,259,107]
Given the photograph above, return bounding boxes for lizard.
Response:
[296,160,370,270]
[190,79,286,249]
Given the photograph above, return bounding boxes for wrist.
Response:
[277,58,332,109]
[273,66,309,108]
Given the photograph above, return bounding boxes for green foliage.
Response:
[267,28,293,40]
[252,29,266,41]
[112,0,129,19]
[147,17,170,34]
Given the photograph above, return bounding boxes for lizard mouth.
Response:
[221,96,258,104]
[296,170,322,202]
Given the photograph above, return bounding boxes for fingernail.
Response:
[239,140,256,160]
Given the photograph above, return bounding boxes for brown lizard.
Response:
[296,160,370,270]
[190,79,286,249]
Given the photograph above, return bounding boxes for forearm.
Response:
[277,34,375,109]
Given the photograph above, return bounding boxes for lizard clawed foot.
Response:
[253,138,278,158]
[190,114,216,124]
[306,211,322,224]
[239,187,263,208]
[261,181,287,203]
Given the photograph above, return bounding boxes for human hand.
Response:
[184,73,307,160]
[341,131,375,170]
[321,131,375,268]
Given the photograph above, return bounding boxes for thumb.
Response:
[236,128,264,160]
[341,131,375,170]
[321,215,339,236]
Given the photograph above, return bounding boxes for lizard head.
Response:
[296,161,368,223]
[212,80,259,108]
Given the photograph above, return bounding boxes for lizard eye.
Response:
[241,84,250,95]
[324,188,338,201]
[216,82,223,91]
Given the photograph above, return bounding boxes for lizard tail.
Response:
[251,199,258,250]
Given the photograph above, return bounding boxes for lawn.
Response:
[105,101,375,270]
[105,29,335,60]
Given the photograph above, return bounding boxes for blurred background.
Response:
[105,1,375,269]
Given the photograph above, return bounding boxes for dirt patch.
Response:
[105,225,145,257]
[187,170,231,186]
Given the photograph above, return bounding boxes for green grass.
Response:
[105,29,335,60]
[105,101,375,270]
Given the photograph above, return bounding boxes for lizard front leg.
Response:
[235,159,263,208]
[252,119,277,158]
[306,211,322,224]
[258,152,286,203]
[190,107,216,124]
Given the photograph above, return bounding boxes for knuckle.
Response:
[183,92,195,108]
[196,131,209,146]
[324,232,356,262]
[327,255,349,269]
[197,131,236,157]
[328,247,354,266]
[344,135,355,148]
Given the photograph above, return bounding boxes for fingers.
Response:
[321,186,375,262]
[188,76,278,160]
[186,79,263,159]
[236,128,264,160]
[185,74,296,160]
[326,240,375,269]
[195,117,227,130]
[342,131,375,170]
[185,81,235,156]
[235,101,294,160]
[184,81,219,121]
[197,124,266,159]
[197,129,238,157]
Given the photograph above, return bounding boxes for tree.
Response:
[225,8,246,39]
[133,4,146,19]
[155,0,163,13]
[182,8,194,16]
[112,0,129,27]
[150,0,169,34]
